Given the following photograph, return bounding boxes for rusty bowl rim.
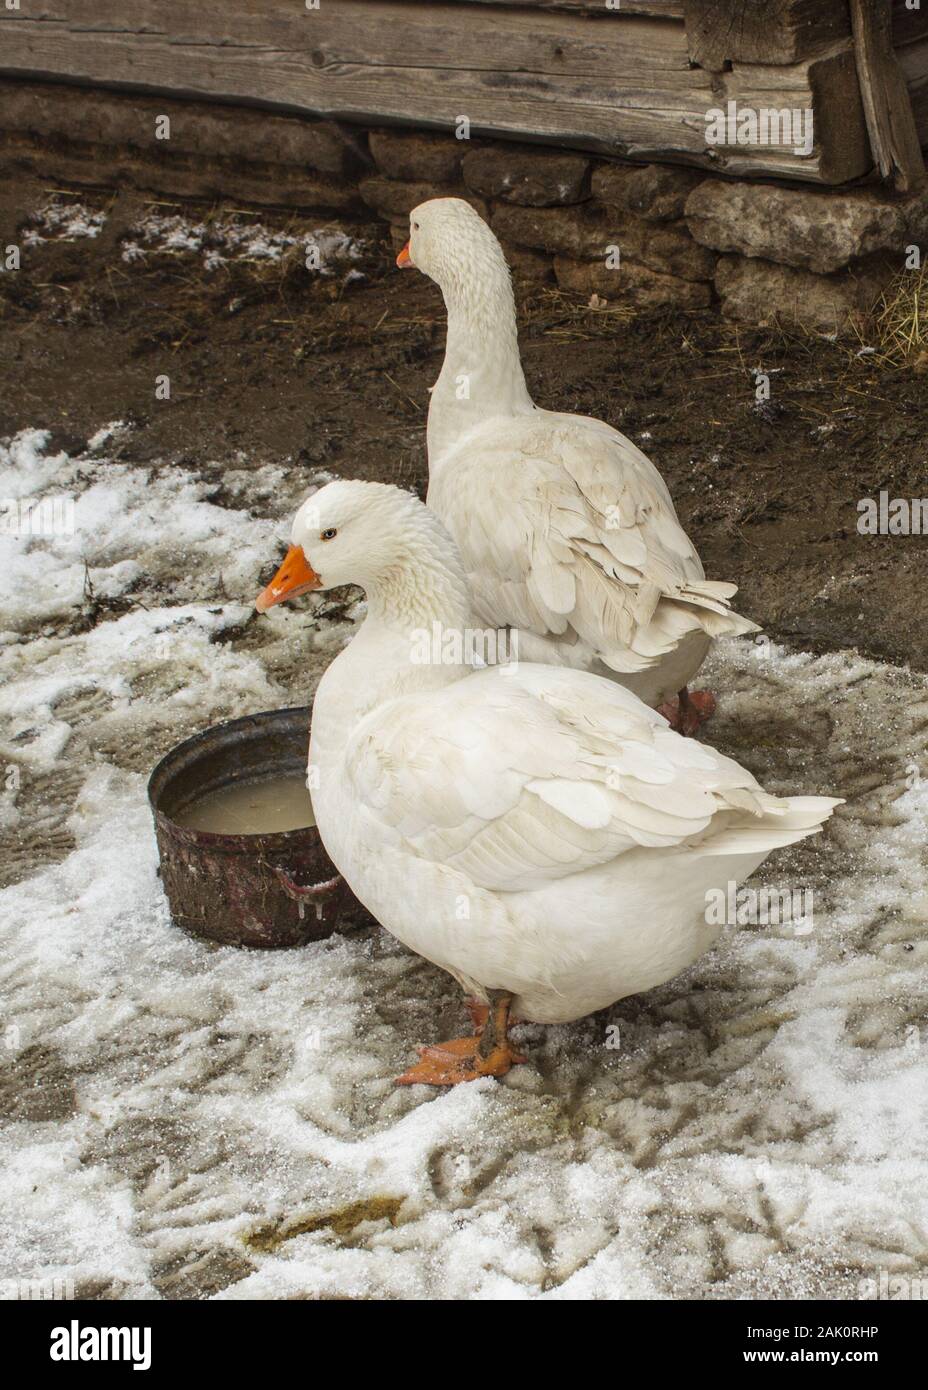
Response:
[147,704,313,851]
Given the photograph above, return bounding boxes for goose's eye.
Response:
[412,222,420,231]
[320,527,337,541]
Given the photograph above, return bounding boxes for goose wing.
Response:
[429,415,755,674]
[345,665,829,894]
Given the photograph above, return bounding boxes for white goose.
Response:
[256,480,840,1086]
[397,197,756,734]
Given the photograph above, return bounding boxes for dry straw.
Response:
[872,265,927,370]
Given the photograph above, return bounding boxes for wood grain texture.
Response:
[427,0,686,14]
[684,0,850,69]
[0,0,871,182]
[896,33,928,148]
[722,44,871,184]
[893,0,928,50]
[850,0,925,191]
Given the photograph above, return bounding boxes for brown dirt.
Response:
[2,176,926,672]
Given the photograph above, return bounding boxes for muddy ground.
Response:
[1,176,925,674]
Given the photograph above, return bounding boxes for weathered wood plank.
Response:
[0,0,872,183]
[896,33,928,147]
[719,44,871,184]
[434,0,686,14]
[893,0,928,50]
[896,32,928,85]
[684,0,851,69]
[0,1,710,82]
[851,0,925,191]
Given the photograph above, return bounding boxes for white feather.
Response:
[418,199,758,708]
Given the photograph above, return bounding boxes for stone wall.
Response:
[360,129,928,333]
[3,80,927,334]
[361,131,716,313]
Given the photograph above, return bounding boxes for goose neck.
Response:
[429,274,534,457]
[364,551,473,640]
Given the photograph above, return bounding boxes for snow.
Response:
[0,427,280,632]
[22,200,107,245]
[1,429,927,1300]
[87,421,128,453]
[120,212,367,276]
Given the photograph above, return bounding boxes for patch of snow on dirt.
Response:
[1,431,927,1300]
[87,421,129,453]
[0,428,278,632]
[121,213,366,276]
[23,200,107,245]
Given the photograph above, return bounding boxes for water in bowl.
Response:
[174,773,315,835]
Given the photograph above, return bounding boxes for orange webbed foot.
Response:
[394,1037,525,1086]
[395,990,525,1086]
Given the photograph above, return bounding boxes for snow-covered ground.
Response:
[1,429,926,1300]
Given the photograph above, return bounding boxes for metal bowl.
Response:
[147,705,368,949]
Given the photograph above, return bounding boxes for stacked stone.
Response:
[360,128,928,331]
[361,131,715,310]
[6,73,925,332]
[0,83,371,215]
[686,181,928,331]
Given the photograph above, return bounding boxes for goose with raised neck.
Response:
[421,207,535,460]
[397,197,758,734]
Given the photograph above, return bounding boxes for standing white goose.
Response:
[397,197,756,734]
[255,480,840,1085]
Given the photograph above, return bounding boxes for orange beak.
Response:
[396,241,413,269]
[254,544,321,613]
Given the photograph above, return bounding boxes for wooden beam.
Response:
[0,0,873,184]
[721,43,871,184]
[437,0,686,14]
[684,0,851,69]
[896,33,928,150]
[850,0,925,191]
[893,0,928,49]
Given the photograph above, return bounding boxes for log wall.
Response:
[1,0,923,186]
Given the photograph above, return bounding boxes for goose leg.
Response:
[657,686,717,737]
[464,995,491,1032]
[394,990,526,1086]
[464,995,522,1031]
